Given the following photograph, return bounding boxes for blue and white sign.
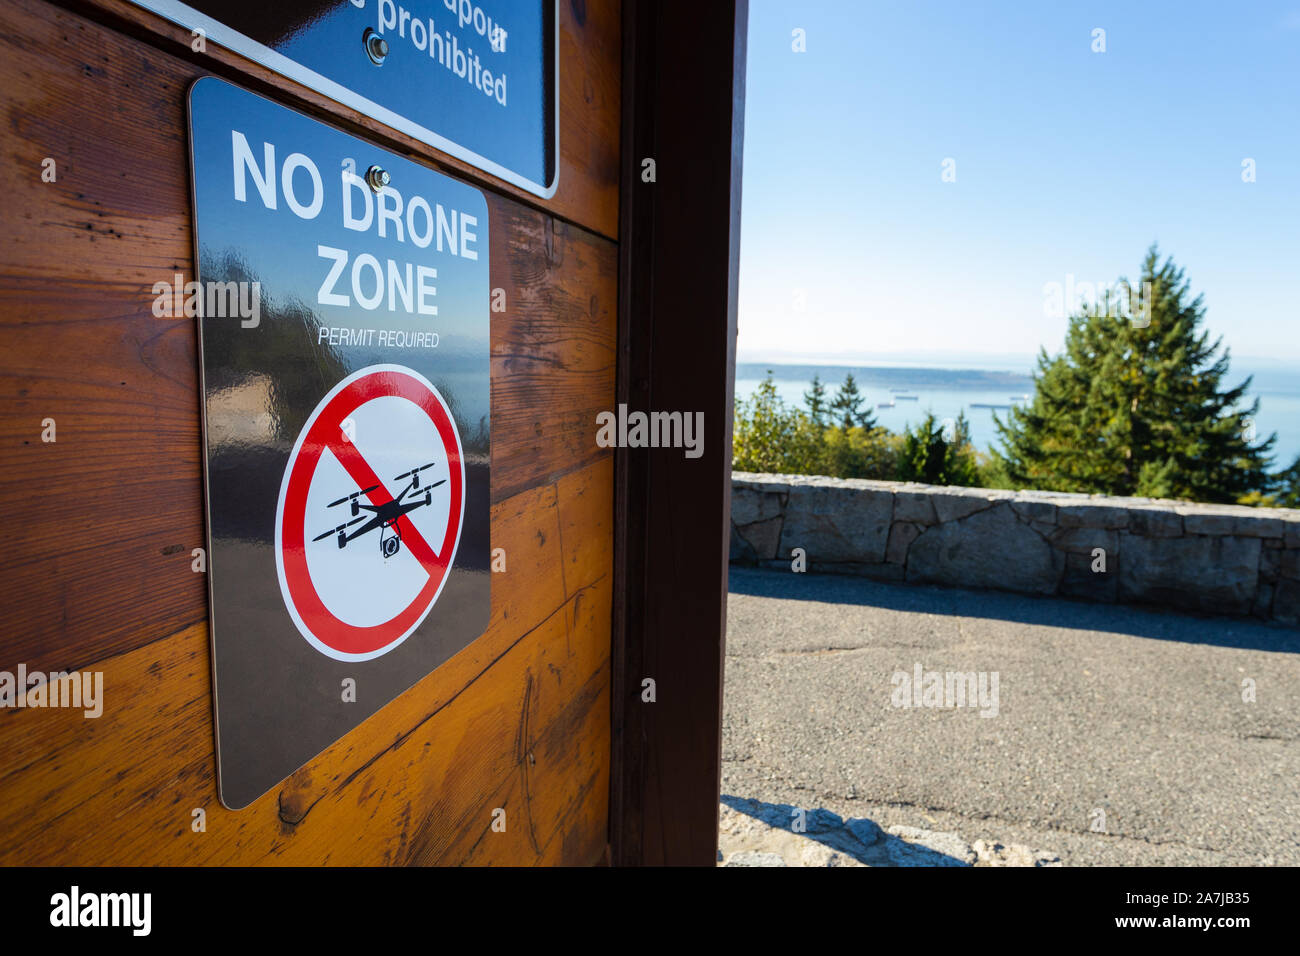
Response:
[139,0,557,197]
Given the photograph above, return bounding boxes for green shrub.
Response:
[822,425,900,480]
[896,412,981,487]
[732,373,824,474]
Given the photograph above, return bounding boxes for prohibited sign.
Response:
[192,78,490,810]
[275,365,466,661]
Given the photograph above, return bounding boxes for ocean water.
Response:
[735,363,1300,468]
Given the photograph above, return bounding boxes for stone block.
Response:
[906,502,1062,595]
[1057,504,1129,529]
[1273,579,1300,625]
[1280,549,1300,582]
[1259,546,1279,582]
[1010,498,1058,523]
[1118,533,1260,616]
[886,522,923,565]
[1181,511,1238,536]
[932,489,999,523]
[1252,581,1274,619]
[1127,508,1183,538]
[894,492,938,525]
[730,522,755,563]
[847,818,882,847]
[732,481,787,527]
[734,515,783,561]
[778,482,893,563]
[1232,515,1286,538]
[1050,526,1118,556]
[1060,549,1117,602]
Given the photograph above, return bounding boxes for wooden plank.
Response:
[0,0,618,869]
[0,456,612,866]
[610,0,746,866]
[57,0,621,240]
[489,202,618,503]
[0,0,615,671]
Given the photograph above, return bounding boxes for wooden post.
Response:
[611,0,748,866]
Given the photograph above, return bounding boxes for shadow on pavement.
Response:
[720,794,971,867]
[727,566,1300,654]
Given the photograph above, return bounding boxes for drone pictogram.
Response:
[313,461,445,558]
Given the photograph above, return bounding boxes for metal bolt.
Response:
[365,165,390,193]
[363,28,388,65]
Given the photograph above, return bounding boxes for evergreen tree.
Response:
[994,247,1274,503]
[1242,454,1300,509]
[897,411,980,487]
[1272,456,1300,508]
[830,372,875,430]
[804,374,829,427]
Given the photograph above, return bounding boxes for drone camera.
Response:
[379,530,400,561]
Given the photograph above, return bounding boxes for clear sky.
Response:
[738,0,1300,368]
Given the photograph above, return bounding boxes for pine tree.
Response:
[1243,455,1300,509]
[897,411,980,487]
[804,374,829,427]
[994,246,1274,503]
[830,372,875,430]
[1273,456,1300,508]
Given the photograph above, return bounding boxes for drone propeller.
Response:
[311,514,366,542]
[393,462,436,484]
[327,485,379,508]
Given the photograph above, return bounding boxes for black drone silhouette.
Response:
[313,462,446,558]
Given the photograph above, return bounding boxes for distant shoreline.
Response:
[735,362,1034,391]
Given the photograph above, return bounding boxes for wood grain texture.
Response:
[58,0,621,240]
[0,0,616,673]
[0,0,616,866]
[610,0,743,866]
[0,458,612,866]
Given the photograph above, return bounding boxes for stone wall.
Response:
[730,472,1300,626]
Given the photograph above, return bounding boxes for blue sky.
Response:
[738,0,1300,368]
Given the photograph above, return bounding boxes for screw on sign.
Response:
[275,365,466,662]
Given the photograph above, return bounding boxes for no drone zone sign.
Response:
[189,78,491,810]
[276,366,465,662]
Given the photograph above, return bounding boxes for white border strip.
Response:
[133,0,559,199]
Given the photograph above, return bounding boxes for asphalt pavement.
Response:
[722,567,1300,865]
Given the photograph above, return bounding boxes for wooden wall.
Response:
[0,0,619,865]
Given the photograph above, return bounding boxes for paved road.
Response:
[722,568,1300,866]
